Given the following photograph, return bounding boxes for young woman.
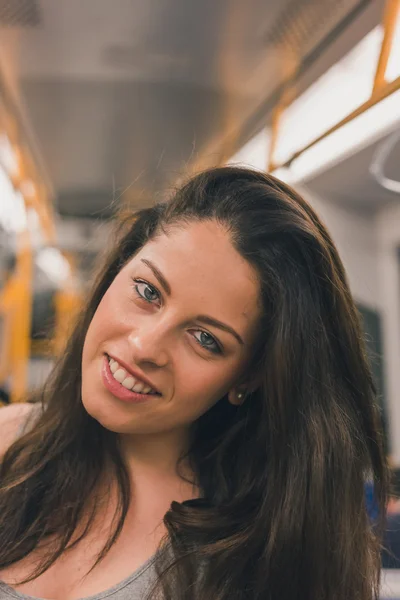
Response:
[0,167,388,600]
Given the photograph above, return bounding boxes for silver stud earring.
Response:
[237,393,243,401]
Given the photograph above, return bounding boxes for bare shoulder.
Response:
[0,403,36,456]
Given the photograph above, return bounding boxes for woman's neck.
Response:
[118,428,199,501]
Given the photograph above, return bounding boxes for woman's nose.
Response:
[127,321,170,368]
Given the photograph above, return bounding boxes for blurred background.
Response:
[0,0,399,593]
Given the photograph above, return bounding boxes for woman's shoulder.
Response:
[0,403,37,457]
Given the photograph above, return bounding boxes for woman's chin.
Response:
[81,394,121,432]
[82,393,148,434]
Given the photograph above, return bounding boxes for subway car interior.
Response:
[0,0,399,597]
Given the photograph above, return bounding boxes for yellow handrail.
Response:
[268,0,400,172]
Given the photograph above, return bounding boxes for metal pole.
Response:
[10,226,33,402]
[373,0,400,92]
[278,74,400,170]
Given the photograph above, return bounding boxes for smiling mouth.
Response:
[105,354,161,396]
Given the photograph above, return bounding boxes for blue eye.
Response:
[193,330,221,355]
[132,278,222,355]
[133,280,160,304]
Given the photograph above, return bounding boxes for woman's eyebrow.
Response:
[141,259,171,295]
[196,315,244,346]
[141,258,244,345]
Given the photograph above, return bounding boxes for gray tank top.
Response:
[0,404,160,600]
[0,554,157,600]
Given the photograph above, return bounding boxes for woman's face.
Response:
[82,220,261,436]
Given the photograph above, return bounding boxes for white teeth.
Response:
[132,381,144,393]
[114,369,127,383]
[122,376,135,389]
[108,357,158,395]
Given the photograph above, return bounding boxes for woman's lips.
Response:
[107,353,161,394]
[101,356,156,403]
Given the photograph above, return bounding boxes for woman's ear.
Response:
[228,372,262,406]
[228,388,246,406]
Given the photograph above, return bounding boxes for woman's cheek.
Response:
[174,361,233,410]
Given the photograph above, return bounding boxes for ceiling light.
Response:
[36,247,71,286]
[273,26,384,166]
[227,128,271,172]
[0,166,27,233]
[274,88,400,183]
[0,133,19,177]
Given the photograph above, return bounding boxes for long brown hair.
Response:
[0,167,388,599]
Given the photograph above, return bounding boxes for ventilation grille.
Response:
[263,0,356,54]
[0,0,41,27]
